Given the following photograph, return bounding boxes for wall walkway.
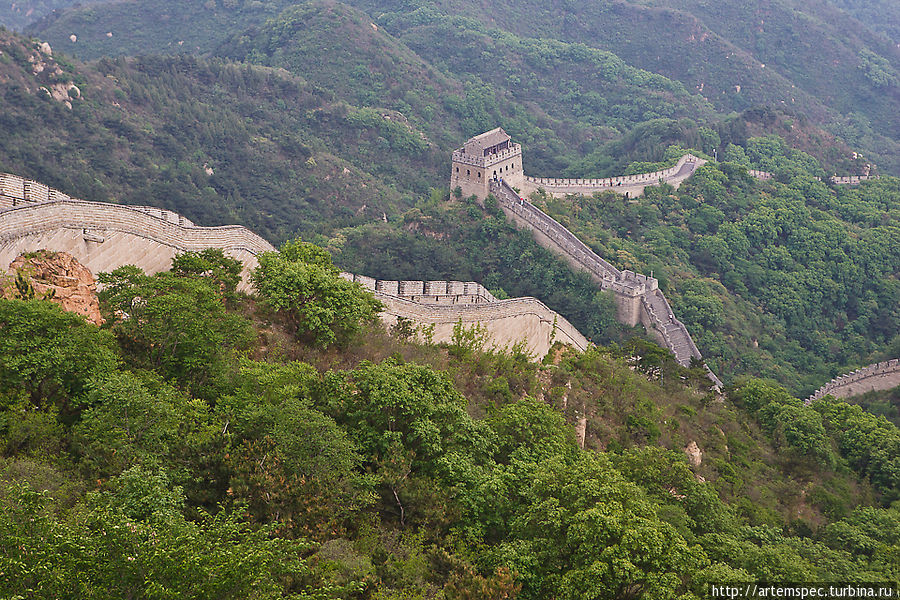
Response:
[341,272,589,357]
[1,173,590,359]
[491,180,722,387]
[746,170,879,185]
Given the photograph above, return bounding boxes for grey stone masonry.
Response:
[491,179,722,388]
[342,273,497,305]
[340,272,590,356]
[747,170,878,185]
[806,359,900,404]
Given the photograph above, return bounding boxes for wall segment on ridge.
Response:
[1,172,590,359]
[806,359,900,404]
[341,273,589,357]
[491,179,722,387]
[1,175,274,291]
[519,154,705,198]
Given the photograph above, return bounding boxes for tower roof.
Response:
[462,127,511,154]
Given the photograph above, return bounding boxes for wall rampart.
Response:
[491,179,720,386]
[806,359,900,403]
[0,200,274,254]
[342,273,497,304]
[1,172,591,358]
[746,171,878,185]
[375,293,589,357]
[519,154,703,198]
[0,176,275,292]
[830,175,878,185]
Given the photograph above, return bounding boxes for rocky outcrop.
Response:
[5,251,103,325]
[684,441,702,468]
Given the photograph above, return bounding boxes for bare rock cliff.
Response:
[5,251,103,325]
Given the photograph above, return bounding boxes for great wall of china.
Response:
[490,178,721,386]
[1,128,894,393]
[0,172,584,358]
[450,128,721,385]
[806,359,900,404]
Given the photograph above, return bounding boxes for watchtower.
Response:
[450,127,524,201]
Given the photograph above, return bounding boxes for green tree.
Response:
[171,248,243,300]
[0,298,118,411]
[252,239,382,348]
[98,266,252,397]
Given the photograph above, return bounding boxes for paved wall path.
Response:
[1,173,589,359]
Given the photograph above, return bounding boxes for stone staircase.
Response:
[491,179,722,388]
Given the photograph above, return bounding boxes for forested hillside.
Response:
[2,14,899,390]
[1,0,900,592]
[24,0,900,173]
[1,245,898,597]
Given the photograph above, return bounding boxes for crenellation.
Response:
[806,359,900,403]
[398,280,425,296]
[424,280,447,295]
[24,180,50,203]
[489,176,721,386]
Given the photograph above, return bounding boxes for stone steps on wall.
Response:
[491,179,717,385]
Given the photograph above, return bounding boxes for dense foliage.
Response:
[253,239,382,348]
[0,1,898,594]
[523,148,900,394]
[1,244,898,597]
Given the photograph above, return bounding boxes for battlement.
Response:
[342,271,589,357]
[1,173,195,226]
[340,273,497,304]
[451,144,523,169]
[1,172,589,360]
[521,154,703,197]
[806,359,900,404]
[489,177,720,387]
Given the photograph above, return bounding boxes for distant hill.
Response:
[0,29,425,242]
[0,0,77,31]
[24,0,900,174]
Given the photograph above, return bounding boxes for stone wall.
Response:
[1,172,590,359]
[519,154,704,199]
[491,179,722,387]
[748,170,772,180]
[0,173,195,225]
[375,293,589,357]
[339,272,588,357]
[341,273,497,304]
[747,170,879,185]
[0,197,274,291]
[830,175,878,185]
[806,359,900,403]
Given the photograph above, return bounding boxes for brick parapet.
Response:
[451,144,522,169]
[342,273,497,304]
[491,181,655,296]
[0,199,274,255]
[375,292,589,352]
[522,154,703,194]
[491,179,720,387]
[806,359,900,404]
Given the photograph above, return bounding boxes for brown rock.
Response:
[5,250,103,325]
[684,440,702,468]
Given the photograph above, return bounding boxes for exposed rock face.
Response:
[5,251,103,325]
[684,441,702,468]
